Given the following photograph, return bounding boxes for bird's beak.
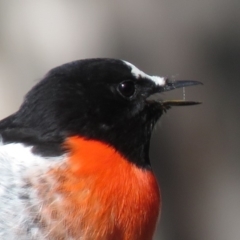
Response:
[150,79,203,107]
[162,79,202,106]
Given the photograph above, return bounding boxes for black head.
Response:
[0,58,201,168]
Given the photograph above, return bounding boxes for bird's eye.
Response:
[117,80,136,98]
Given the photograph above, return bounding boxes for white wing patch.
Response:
[123,61,165,86]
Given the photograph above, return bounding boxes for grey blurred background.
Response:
[0,1,240,239]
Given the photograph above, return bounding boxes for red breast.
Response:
[35,136,160,240]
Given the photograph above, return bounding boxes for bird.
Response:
[0,58,201,240]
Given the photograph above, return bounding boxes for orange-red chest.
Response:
[36,137,161,240]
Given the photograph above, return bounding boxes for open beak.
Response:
[159,79,202,107]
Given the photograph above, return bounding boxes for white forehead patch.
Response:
[123,61,165,86]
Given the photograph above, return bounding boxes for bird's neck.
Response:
[37,136,160,240]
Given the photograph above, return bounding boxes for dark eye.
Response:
[117,80,136,98]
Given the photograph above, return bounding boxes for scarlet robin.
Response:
[0,58,201,240]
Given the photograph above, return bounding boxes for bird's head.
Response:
[0,58,201,167]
